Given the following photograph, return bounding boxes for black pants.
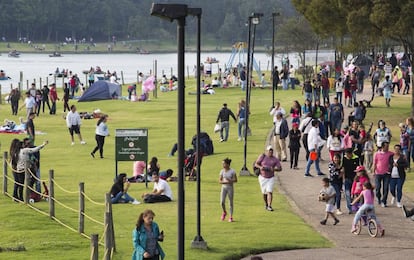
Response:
[13,172,24,201]
[302,134,309,161]
[143,194,171,203]
[92,135,105,157]
[50,101,56,114]
[290,147,299,168]
[11,100,19,115]
[42,99,51,113]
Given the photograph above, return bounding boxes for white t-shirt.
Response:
[335,81,343,92]
[154,179,173,200]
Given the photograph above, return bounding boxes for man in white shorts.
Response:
[254,145,282,211]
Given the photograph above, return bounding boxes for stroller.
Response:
[184,151,203,181]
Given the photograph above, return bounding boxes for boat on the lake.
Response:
[49,52,62,57]
[8,50,20,58]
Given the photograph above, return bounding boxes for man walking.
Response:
[216,103,237,142]
[272,112,289,161]
[373,141,394,207]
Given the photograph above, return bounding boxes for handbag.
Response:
[214,123,221,133]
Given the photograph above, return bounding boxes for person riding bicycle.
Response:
[351,182,384,236]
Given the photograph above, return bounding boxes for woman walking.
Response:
[389,144,408,208]
[219,158,237,222]
[132,209,165,260]
[91,115,109,159]
[10,139,23,201]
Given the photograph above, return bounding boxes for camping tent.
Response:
[78,81,120,102]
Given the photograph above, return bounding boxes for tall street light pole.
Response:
[271,12,280,108]
[240,13,263,176]
[188,7,207,250]
[151,3,188,259]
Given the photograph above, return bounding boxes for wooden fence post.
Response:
[0,85,2,104]
[61,76,64,88]
[104,193,116,257]
[90,234,99,260]
[79,182,85,234]
[49,169,55,218]
[3,152,8,195]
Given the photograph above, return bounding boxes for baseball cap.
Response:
[266,145,273,151]
[354,165,366,172]
[292,122,299,128]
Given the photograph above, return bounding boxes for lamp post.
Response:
[188,7,207,250]
[151,3,188,259]
[240,13,263,176]
[271,12,280,108]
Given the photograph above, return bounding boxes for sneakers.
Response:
[219,139,224,143]
[333,219,340,225]
[237,137,242,141]
[390,197,395,205]
[266,206,274,211]
[228,217,233,222]
[132,200,141,205]
[397,202,402,208]
[90,152,95,158]
[320,219,327,225]
[317,172,326,176]
[304,174,313,177]
[71,142,75,146]
[381,202,386,208]
[221,211,227,221]
[336,209,343,215]
[402,205,410,218]
[80,141,86,145]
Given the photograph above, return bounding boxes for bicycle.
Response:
[353,207,380,237]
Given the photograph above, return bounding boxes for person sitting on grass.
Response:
[142,172,173,203]
[110,173,140,205]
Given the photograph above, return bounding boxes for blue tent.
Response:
[78,81,120,102]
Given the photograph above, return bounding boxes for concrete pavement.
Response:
[242,88,414,260]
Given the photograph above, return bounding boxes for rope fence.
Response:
[2,151,115,260]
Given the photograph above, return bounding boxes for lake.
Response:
[0,52,299,93]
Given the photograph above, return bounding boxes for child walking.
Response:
[319,177,340,225]
[351,182,384,236]
[363,134,374,173]
[219,158,237,222]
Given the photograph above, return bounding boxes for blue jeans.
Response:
[344,178,353,212]
[353,203,375,226]
[351,90,357,105]
[313,89,320,102]
[375,174,390,205]
[282,79,288,90]
[389,177,405,203]
[336,92,342,104]
[111,191,134,204]
[332,182,342,210]
[330,119,342,133]
[220,121,230,141]
[290,77,295,89]
[304,92,312,103]
[305,148,321,175]
[238,118,246,138]
[241,80,246,91]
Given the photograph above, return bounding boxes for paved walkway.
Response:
[242,87,414,259]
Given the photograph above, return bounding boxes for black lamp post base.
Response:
[191,236,208,249]
[239,167,251,176]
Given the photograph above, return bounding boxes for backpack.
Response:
[253,154,265,176]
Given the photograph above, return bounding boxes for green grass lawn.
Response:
[0,79,412,259]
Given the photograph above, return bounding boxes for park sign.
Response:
[115,129,148,161]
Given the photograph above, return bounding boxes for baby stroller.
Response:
[184,151,203,181]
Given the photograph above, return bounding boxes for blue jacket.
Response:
[275,118,289,139]
[132,222,165,260]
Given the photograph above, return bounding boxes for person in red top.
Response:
[321,73,330,105]
[351,165,370,200]
[255,145,282,211]
[48,83,59,115]
[373,141,394,207]
[349,73,358,108]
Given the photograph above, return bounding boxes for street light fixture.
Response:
[240,12,263,176]
[151,3,188,259]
